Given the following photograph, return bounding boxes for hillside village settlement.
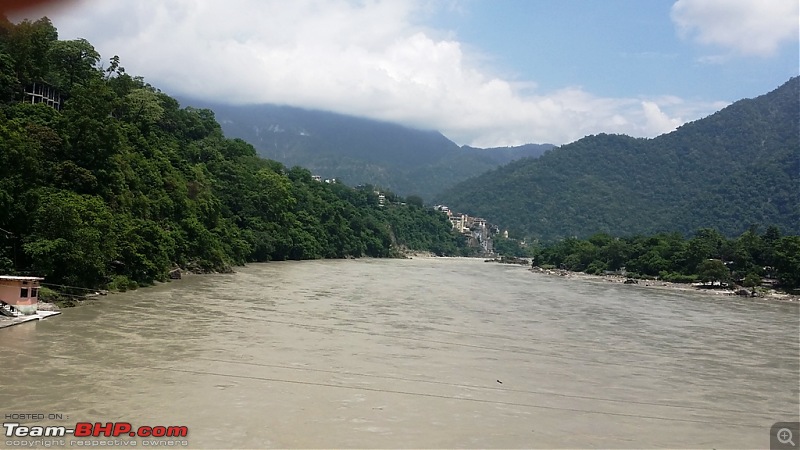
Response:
[312,175,505,256]
[435,205,498,256]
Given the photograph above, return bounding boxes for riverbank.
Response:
[0,301,62,329]
[530,266,800,304]
[400,250,437,258]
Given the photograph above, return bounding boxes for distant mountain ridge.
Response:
[177,100,553,199]
[437,77,800,241]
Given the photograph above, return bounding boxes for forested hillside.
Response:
[183,101,554,200]
[0,17,466,291]
[528,227,800,290]
[438,77,800,241]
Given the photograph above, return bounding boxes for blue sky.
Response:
[430,0,797,101]
[11,0,800,147]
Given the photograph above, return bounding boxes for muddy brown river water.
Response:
[1,257,798,448]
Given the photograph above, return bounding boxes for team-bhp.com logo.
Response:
[4,422,188,438]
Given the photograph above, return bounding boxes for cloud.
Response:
[641,101,682,136]
[671,0,799,57]
[19,0,723,146]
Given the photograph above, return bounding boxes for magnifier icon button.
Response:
[778,428,796,446]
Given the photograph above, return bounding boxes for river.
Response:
[1,257,798,448]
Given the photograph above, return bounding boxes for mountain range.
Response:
[177,100,553,200]
[436,77,800,241]
[180,77,798,241]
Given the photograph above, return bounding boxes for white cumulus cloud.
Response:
[18,0,724,146]
[671,0,799,57]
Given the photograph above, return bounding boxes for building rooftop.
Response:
[0,276,44,281]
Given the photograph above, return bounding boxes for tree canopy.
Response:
[530,226,800,290]
[0,18,469,291]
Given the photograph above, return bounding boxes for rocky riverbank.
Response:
[394,246,439,258]
[530,266,800,304]
[484,256,531,265]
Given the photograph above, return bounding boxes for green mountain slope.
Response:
[180,101,553,200]
[437,77,800,241]
[0,17,467,291]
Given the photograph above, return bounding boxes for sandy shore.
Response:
[530,266,800,304]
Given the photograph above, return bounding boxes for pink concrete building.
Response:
[0,276,43,315]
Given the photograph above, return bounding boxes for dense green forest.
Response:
[0,17,467,292]
[517,226,799,290]
[438,77,799,241]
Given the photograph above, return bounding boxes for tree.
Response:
[600,237,630,271]
[4,17,58,84]
[0,51,20,102]
[47,38,100,92]
[104,55,125,79]
[685,228,726,272]
[773,236,800,289]
[406,195,424,208]
[742,272,761,296]
[731,226,763,278]
[696,259,729,287]
[23,189,116,287]
[122,87,164,129]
